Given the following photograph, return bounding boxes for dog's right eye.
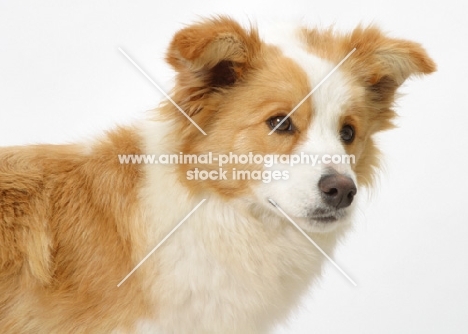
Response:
[267,116,293,132]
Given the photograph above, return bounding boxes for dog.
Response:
[0,16,435,333]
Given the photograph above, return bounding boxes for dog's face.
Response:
[162,17,435,232]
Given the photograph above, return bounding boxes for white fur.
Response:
[126,120,351,333]
[117,25,356,334]
[140,186,340,333]
[257,24,356,233]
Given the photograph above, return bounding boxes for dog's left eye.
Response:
[340,124,355,144]
[267,116,293,132]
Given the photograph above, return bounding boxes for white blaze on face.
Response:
[256,23,356,232]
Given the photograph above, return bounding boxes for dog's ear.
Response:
[343,27,436,109]
[165,17,260,115]
[305,26,435,110]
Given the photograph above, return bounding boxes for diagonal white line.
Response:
[268,198,357,286]
[268,48,356,135]
[117,199,207,287]
[118,47,207,136]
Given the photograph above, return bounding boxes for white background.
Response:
[1,1,467,333]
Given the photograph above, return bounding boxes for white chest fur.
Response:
[132,128,346,333]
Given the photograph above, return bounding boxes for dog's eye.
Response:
[267,116,293,132]
[340,124,355,144]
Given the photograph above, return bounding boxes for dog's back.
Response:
[0,128,151,333]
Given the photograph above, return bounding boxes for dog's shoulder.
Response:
[0,145,57,285]
[0,126,144,284]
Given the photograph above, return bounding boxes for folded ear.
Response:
[166,17,260,115]
[305,26,435,110]
[344,27,436,108]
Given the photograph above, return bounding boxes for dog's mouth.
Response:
[310,215,338,223]
[267,199,351,232]
[308,208,346,224]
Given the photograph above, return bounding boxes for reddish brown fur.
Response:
[0,16,436,333]
[164,18,436,194]
[0,128,153,333]
[302,27,436,185]
[163,18,317,197]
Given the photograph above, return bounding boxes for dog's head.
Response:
[161,16,435,232]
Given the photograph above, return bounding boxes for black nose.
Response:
[318,173,357,209]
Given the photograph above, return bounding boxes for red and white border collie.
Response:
[0,16,435,333]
